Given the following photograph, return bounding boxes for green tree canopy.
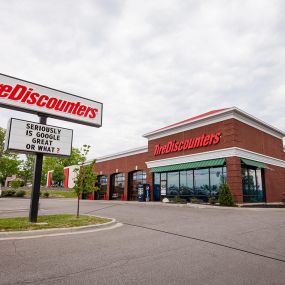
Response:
[0,128,21,186]
[41,147,87,186]
[19,154,35,186]
[52,164,65,185]
[74,160,98,217]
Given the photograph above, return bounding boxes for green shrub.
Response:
[1,189,16,197]
[218,183,234,206]
[43,192,49,198]
[15,190,26,197]
[10,180,22,189]
[174,196,181,203]
[191,197,199,204]
[208,197,217,205]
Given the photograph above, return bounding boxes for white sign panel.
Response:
[0,73,103,127]
[5,118,73,157]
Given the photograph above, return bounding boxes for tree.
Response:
[0,128,21,186]
[0,127,5,156]
[41,147,86,186]
[73,145,98,217]
[61,148,86,167]
[19,154,35,186]
[52,165,65,186]
[218,183,234,206]
[41,156,58,186]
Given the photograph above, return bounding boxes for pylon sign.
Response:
[0,73,103,223]
[0,73,103,127]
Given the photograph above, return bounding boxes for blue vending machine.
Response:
[145,184,151,202]
[137,184,145,202]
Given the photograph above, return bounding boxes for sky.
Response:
[0,0,284,159]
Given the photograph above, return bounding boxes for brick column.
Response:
[124,172,129,201]
[226,156,243,203]
[106,174,111,200]
[146,169,154,201]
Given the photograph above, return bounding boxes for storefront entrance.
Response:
[242,166,265,203]
[110,173,125,200]
[94,175,107,200]
[128,171,147,201]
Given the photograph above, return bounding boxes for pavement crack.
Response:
[11,240,24,258]
[83,204,120,215]
[17,258,130,285]
[123,222,285,264]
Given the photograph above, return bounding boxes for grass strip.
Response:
[0,214,111,231]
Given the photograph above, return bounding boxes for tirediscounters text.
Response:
[5,119,73,156]
[0,73,103,127]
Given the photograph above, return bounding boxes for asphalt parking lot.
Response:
[0,198,284,285]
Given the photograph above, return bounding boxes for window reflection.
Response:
[167,172,179,196]
[153,165,227,201]
[242,166,265,202]
[210,167,224,198]
[180,171,193,196]
[194,169,210,200]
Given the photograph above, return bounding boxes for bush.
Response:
[208,197,217,205]
[15,190,26,197]
[191,197,199,204]
[1,189,16,197]
[43,192,49,198]
[218,183,234,206]
[174,196,181,203]
[10,180,22,189]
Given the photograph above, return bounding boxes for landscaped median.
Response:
[0,214,111,232]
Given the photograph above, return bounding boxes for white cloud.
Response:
[0,0,284,158]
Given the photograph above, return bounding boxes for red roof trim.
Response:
[153,108,229,133]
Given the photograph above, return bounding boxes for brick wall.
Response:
[92,118,285,203]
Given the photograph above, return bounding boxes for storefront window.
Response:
[154,173,161,201]
[153,165,227,201]
[179,170,193,196]
[242,166,265,202]
[154,173,160,185]
[194,168,210,200]
[210,167,224,198]
[167,172,179,196]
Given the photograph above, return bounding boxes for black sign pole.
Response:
[29,115,47,223]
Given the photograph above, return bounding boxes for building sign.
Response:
[154,131,221,156]
[0,73,103,127]
[5,118,73,156]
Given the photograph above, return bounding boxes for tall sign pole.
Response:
[29,115,47,223]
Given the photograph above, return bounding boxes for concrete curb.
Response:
[84,200,285,211]
[0,215,117,239]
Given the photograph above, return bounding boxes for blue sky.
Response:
[0,0,284,159]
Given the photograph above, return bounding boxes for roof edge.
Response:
[95,146,148,163]
[143,107,285,140]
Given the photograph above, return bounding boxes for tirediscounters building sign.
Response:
[5,118,73,157]
[0,73,103,127]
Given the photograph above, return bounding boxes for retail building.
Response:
[53,107,285,203]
